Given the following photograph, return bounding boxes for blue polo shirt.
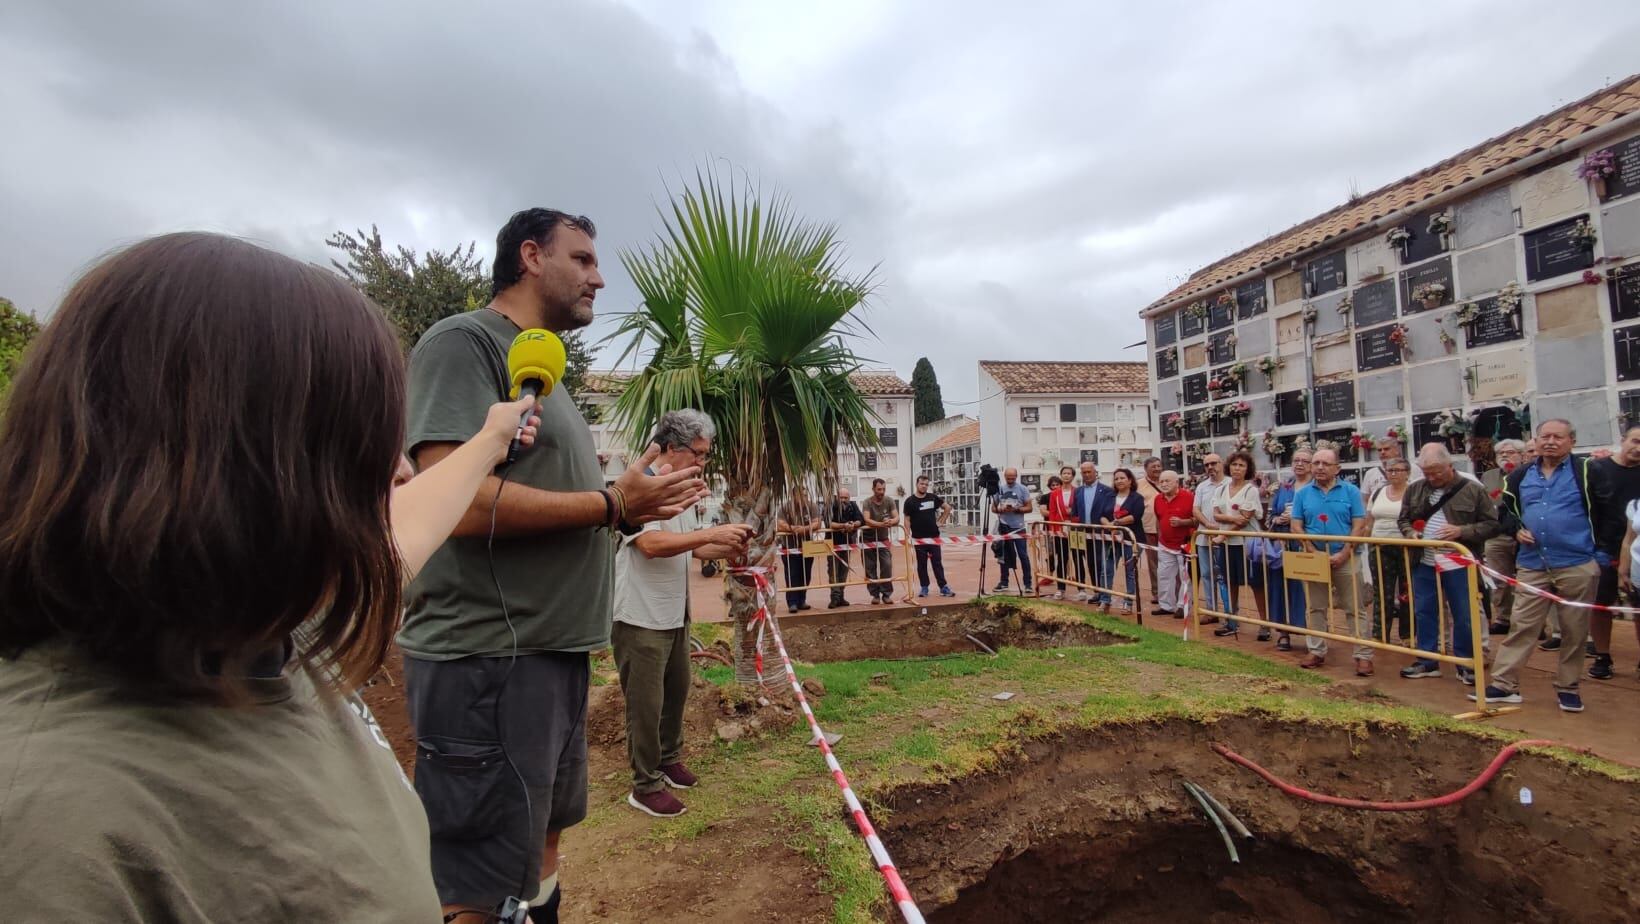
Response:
[1291,480,1365,555]
[1516,459,1598,571]
[995,482,1031,530]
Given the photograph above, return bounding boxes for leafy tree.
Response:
[0,297,42,401]
[327,226,598,416]
[911,356,945,426]
[609,170,880,684]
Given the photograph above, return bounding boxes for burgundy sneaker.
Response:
[659,762,698,789]
[628,789,686,817]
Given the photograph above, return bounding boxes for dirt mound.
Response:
[880,715,1640,922]
[585,672,800,752]
[775,599,1124,662]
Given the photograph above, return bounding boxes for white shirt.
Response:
[1628,503,1640,582]
[1210,481,1263,546]
[1193,476,1225,546]
[614,505,699,630]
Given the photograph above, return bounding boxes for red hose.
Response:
[1211,739,1576,811]
[690,649,733,667]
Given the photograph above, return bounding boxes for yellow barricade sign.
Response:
[1069,530,1086,551]
[802,539,834,559]
[1282,550,1333,583]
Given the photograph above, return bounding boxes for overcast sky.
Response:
[4,1,1637,404]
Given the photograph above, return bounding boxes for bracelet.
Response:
[598,489,615,529]
[609,485,627,529]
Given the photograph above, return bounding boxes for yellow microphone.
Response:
[505,329,567,463]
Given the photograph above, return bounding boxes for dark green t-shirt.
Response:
[398,309,613,659]
[0,643,439,922]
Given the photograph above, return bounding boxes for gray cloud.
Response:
[3,0,1638,408]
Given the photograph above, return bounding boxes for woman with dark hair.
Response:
[1210,451,1263,637]
[1046,465,1080,598]
[0,232,541,921]
[1106,468,1148,613]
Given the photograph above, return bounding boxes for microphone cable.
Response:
[485,464,536,918]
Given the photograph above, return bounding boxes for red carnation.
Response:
[1501,462,1516,472]
[1318,513,1329,524]
[1412,519,1427,532]
[1231,504,1241,512]
[1489,489,1501,499]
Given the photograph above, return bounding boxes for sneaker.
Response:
[659,762,698,789]
[1539,636,1562,652]
[1585,639,1597,658]
[1557,691,1585,713]
[628,789,687,817]
[1400,660,1442,679]
[1466,685,1522,704]
[1589,655,1614,680]
[1276,634,1291,652]
[1456,667,1475,687]
[1213,624,1239,637]
[939,587,956,597]
[993,582,1009,592]
[1298,655,1325,669]
[1488,621,1509,635]
[1256,629,1271,642]
[918,586,929,597]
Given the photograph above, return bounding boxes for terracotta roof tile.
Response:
[921,420,980,454]
[1143,75,1640,313]
[849,370,913,396]
[580,370,632,394]
[979,360,1149,395]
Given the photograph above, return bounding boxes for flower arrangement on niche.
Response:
[1384,423,1407,444]
[1388,322,1411,356]
[1185,301,1209,321]
[1427,211,1455,237]
[1232,432,1255,454]
[1579,150,1618,196]
[1226,361,1248,385]
[1349,431,1375,454]
[1583,269,1605,285]
[1195,409,1215,429]
[1224,400,1253,420]
[1189,441,1213,458]
[1261,429,1285,460]
[1412,282,1447,309]
[1439,326,1457,354]
[1256,355,1283,377]
[1386,227,1413,248]
[1165,412,1185,434]
[1453,301,1482,326]
[1495,281,1524,314]
[1434,408,1472,438]
[1216,291,1235,307]
[1570,218,1598,251]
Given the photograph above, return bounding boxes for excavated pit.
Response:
[775,601,1123,662]
[881,716,1640,923]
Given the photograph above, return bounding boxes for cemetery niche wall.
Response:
[1145,96,1640,473]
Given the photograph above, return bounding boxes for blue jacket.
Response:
[1503,455,1604,570]
[1073,482,1113,525]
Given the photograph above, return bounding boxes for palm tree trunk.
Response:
[723,485,781,687]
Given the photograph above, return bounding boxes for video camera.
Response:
[976,463,1001,497]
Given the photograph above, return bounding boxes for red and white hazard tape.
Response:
[1441,552,1640,616]
[732,568,927,924]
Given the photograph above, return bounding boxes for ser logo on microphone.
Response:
[504,328,567,463]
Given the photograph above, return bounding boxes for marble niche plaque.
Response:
[1466,346,1529,402]
[1272,271,1304,306]
[1603,199,1640,259]
[1617,326,1640,384]
[1453,186,1515,250]
[1183,372,1209,405]
[1209,297,1235,331]
[1310,290,1350,338]
[1276,310,1305,348]
[1395,211,1447,265]
[1156,346,1179,380]
[1413,410,1465,455]
[1274,390,1307,427]
[1235,278,1268,319]
[1357,325,1403,372]
[1524,214,1595,282]
[1154,313,1177,347]
[1516,160,1588,230]
[1609,263,1640,324]
[1236,319,1271,356]
[1455,238,1518,298]
[1352,279,1398,328]
[1400,256,1454,313]
[1536,330,1605,393]
[1304,250,1347,298]
[1314,380,1355,425]
[1314,428,1358,463]
[1464,296,1524,349]
[1535,283,1600,339]
[1313,337,1354,381]
[1208,331,1236,365]
[1180,306,1206,339]
[1598,135,1640,203]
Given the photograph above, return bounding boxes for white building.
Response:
[917,418,982,530]
[835,371,917,500]
[577,370,634,486]
[976,360,1155,490]
[1141,76,1640,480]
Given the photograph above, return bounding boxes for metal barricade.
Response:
[1029,521,1142,621]
[1190,528,1509,719]
[772,525,915,607]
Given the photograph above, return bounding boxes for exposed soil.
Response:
[881,715,1640,923]
[776,600,1124,662]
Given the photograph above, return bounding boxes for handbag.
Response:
[1247,536,1284,569]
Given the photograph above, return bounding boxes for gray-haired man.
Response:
[613,410,752,817]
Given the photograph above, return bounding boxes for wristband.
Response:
[599,489,615,529]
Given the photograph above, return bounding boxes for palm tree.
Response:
[608,170,880,684]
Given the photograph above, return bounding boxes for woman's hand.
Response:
[477,395,541,467]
